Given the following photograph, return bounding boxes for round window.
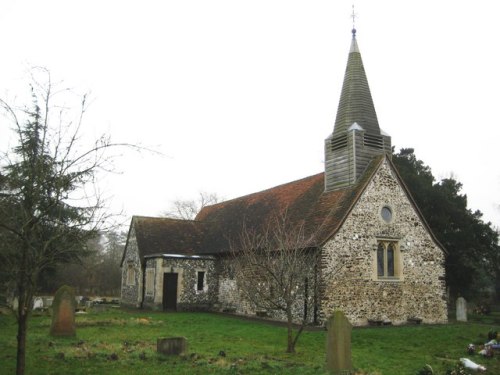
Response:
[381,206,393,223]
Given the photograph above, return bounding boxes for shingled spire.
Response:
[324,29,391,192]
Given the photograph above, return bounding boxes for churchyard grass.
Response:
[0,308,499,374]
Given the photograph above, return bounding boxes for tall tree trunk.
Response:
[16,307,28,375]
[16,245,31,375]
[286,307,295,353]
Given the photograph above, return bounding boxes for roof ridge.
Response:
[200,172,324,212]
[133,215,204,223]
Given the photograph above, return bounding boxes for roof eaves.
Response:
[144,253,216,260]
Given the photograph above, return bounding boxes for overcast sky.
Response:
[1,0,499,229]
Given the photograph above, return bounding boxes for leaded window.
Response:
[377,241,398,278]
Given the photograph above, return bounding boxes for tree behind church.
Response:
[393,148,500,302]
[0,69,123,375]
[162,192,222,220]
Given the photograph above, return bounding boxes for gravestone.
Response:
[33,297,44,310]
[157,337,188,356]
[42,297,53,308]
[10,297,19,311]
[326,310,353,374]
[456,297,467,322]
[50,286,76,336]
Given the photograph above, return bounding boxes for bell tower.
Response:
[324,29,391,192]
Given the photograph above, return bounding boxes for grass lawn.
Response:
[1,308,500,374]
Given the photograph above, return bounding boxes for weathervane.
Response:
[351,3,357,37]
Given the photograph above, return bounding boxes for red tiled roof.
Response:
[195,156,385,253]
[128,156,388,260]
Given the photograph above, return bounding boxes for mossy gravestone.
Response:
[157,337,188,356]
[326,310,353,374]
[50,285,76,336]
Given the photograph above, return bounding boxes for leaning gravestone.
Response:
[456,297,467,322]
[326,310,353,374]
[50,286,76,336]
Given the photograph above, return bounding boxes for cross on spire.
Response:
[351,4,357,37]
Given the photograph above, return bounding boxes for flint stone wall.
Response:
[320,160,448,326]
[143,256,216,311]
[216,256,318,324]
[216,258,242,312]
[120,225,142,308]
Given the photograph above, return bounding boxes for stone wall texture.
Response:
[216,256,318,324]
[142,256,217,311]
[120,225,143,308]
[319,160,448,325]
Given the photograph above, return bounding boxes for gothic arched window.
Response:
[376,241,399,279]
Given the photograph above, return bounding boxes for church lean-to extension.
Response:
[120,29,448,326]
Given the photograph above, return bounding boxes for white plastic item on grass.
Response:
[460,358,486,372]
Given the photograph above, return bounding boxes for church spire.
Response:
[324,29,391,192]
[333,29,380,136]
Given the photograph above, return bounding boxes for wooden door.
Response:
[163,273,178,311]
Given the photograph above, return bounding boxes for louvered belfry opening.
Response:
[324,30,391,192]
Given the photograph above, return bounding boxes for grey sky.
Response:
[1,0,499,229]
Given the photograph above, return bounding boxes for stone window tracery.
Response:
[376,241,399,279]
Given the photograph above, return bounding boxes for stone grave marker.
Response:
[42,297,53,308]
[326,310,353,374]
[10,297,19,311]
[50,286,76,336]
[456,297,467,322]
[157,337,188,356]
[33,297,44,310]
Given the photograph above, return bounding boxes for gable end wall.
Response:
[320,159,447,325]
[120,225,143,308]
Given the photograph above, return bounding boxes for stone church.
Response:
[120,30,448,326]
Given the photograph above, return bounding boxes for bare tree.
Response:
[0,68,133,375]
[229,211,327,353]
[163,191,221,220]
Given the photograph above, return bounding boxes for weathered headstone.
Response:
[157,337,188,356]
[456,297,467,322]
[10,297,19,311]
[33,297,44,310]
[326,310,353,374]
[50,286,76,336]
[42,297,53,308]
